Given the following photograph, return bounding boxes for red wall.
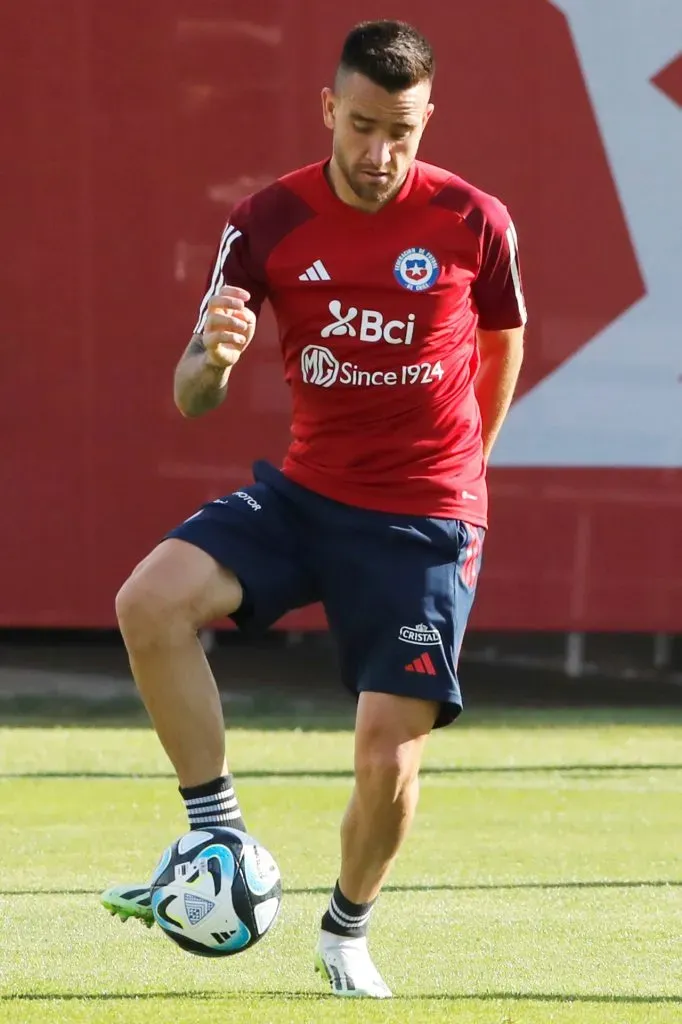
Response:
[3,1,680,629]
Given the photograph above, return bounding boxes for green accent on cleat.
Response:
[314,953,329,981]
[101,899,154,927]
[100,885,154,928]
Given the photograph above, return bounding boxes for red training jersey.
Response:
[193,160,527,526]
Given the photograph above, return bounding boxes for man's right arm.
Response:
[174,204,266,418]
[173,285,258,418]
[173,334,232,418]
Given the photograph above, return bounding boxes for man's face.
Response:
[322,71,434,209]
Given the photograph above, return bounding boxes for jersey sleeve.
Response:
[192,199,268,334]
[472,201,528,331]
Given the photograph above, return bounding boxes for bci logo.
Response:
[320,300,415,345]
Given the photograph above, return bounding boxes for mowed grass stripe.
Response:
[0,994,679,1024]
[2,878,682,897]
[1,761,682,780]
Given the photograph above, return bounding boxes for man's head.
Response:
[322,21,435,210]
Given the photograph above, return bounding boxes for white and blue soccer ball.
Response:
[149,827,281,957]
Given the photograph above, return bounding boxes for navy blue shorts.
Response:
[166,461,484,728]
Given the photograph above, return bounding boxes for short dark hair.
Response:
[338,20,435,93]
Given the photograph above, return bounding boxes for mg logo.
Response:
[320,300,415,345]
[301,345,340,387]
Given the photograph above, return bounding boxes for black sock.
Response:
[179,774,246,832]
[321,881,376,938]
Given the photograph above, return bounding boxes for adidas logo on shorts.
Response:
[405,653,437,676]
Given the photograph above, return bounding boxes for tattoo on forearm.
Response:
[174,334,229,416]
[187,335,206,356]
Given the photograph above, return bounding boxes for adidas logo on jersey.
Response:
[299,260,331,282]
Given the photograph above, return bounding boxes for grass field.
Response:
[0,703,680,1023]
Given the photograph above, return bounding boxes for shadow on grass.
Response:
[1,762,681,780]
[1,991,679,1004]
[1,702,682,732]
[3,879,681,898]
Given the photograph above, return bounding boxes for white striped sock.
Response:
[180,777,246,831]
[322,882,376,937]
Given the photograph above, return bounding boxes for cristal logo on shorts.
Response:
[399,624,441,645]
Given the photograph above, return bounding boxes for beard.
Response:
[334,147,404,206]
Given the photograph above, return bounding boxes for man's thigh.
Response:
[322,517,484,728]
[165,476,319,631]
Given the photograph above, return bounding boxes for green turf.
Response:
[0,706,680,1023]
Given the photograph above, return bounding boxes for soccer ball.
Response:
[149,827,282,957]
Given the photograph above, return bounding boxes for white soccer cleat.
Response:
[314,931,392,998]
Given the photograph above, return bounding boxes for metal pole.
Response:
[565,631,585,678]
[653,633,672,670]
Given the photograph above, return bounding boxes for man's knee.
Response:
[115,564,187,648]
[353,692,437,801]
[115,540,242,648]
[353,727,421,803]
[354,744,412,804]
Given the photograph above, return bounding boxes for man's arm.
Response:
[474,326,525,462]
[174,285,258,418]
[469,200,527,459]
[175,203,266,418]
[173,335,232,419]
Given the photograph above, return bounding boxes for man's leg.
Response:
[340,692,437,903]
[115,538,242,789]
[315,692,437,997]
[101,474,319,924]
[315,517,483,996]
[102,538,247,925]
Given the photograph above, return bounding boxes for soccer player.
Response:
[101,19,526,997]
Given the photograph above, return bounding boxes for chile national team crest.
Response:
[393,247,440,292]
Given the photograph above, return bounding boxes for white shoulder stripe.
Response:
[193,224,243,334]
[505,221,528,326]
